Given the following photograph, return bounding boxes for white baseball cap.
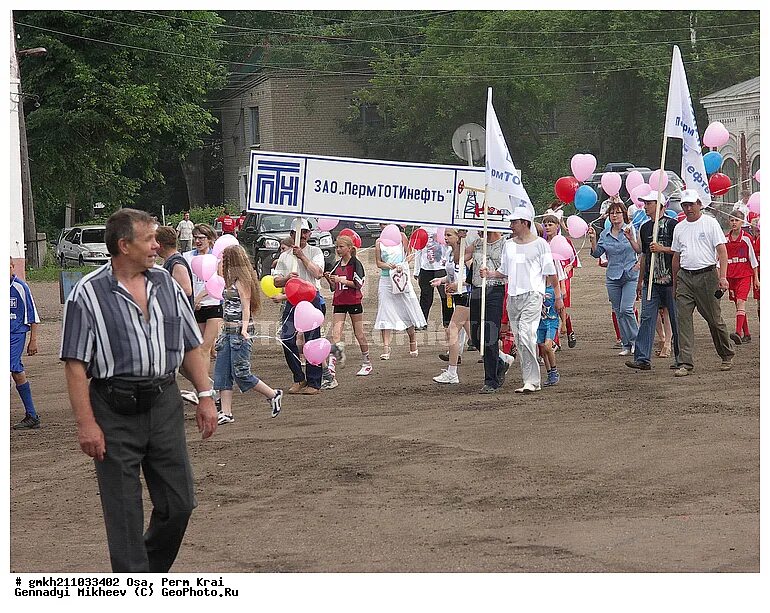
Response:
[680,189,700,204]
[505,204,535,223]
[639,191,663,202]
[290,218,311,231]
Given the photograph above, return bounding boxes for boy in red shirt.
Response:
[725,210,759,343]
[216,207,237,235]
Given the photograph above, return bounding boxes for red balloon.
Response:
[339,228,362,248]
[708,172,732,196]
[408,228,429,250]
[676,211,687,223]
[285,277,317,306]
[554,176,580,204]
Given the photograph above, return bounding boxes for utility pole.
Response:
[11,19,47,268]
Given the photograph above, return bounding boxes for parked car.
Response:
[236,213,335,278]
[330,220,382,248]
[56,225,109,267]
[581,167,685,223]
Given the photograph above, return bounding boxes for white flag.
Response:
[663,46,711,206]
[485,87,535,219]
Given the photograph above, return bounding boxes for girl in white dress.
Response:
[373,226,427,359]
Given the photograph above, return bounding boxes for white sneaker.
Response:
[321,377,338,390]
[618,347,632,356]
[514,383,540,394]
[180,390,199,405]
[433,370,459,384]
[356,363,373,376]
[217,413,235,425]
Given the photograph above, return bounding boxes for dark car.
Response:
[236,213,335,278]
[330,220,382,248]
[581,167,684,223]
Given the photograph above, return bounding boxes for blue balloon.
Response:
[664,209,677,219]
[574,185,598,211]
[604,216,611,231]
[632,209,650,229]
[703,151,723,175]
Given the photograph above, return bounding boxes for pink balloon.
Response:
[190,255,204,279]
[600,172,622,197]
[754,169,761,183]
[648,169,669,191]
[211,233,239,258]
[379,224,402,247]
[570,153,597,182]
[303,338,331,366]
[625,170,644,193]
[435,227,446,245]
[317,218,339,232]
[747,192,760,215]
[205,274,225,301]
[566,215,588,239]
[549,235,573,260]
[703,121,730,148]
[294,300,325,333]
[199,253,219,281]
[630,184,652,208]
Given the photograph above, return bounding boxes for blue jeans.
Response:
[634,283,680,365]
[280,292,326,389]
[213,333,259,392]
[606,271,639,348]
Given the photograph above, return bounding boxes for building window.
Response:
[359,102,383,132]
[751,155,760,193]
[721,157,739,204]
[250,107,260,146]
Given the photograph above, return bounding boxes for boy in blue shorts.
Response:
[10,258,41,429]
[537,284,560,386]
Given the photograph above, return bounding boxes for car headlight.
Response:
[263,238,280,250]
[85,251,105,258]
[319,235,333,247]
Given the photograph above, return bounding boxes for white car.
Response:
[56,225,109,267]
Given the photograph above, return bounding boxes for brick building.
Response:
[218,68,370,210]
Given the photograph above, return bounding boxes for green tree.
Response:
[15,10,227,228]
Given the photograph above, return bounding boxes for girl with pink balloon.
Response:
[321,234,372,388]
[183,224,224,362]
[212,245,283,424]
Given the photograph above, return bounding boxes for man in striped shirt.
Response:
[60,208,217,573]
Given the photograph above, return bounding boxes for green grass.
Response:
[25,264,94,283]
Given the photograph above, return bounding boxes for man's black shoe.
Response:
[625,360,651,371]
[13,415,41,430]
[479,384,498,394]
[730,332,742,345]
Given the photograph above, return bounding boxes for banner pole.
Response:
[291,217,302,275]
[646,138,670,301]
[480,193,489,358]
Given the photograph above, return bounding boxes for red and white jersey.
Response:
[725,229,758,279]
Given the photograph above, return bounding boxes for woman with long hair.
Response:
[213,245,282,424]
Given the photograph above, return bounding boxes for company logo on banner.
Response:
[253,158,303,207]
[664,45,711,206]
[246,151,513,231]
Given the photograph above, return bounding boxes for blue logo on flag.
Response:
[255,160,301,206]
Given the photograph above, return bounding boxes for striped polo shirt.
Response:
[10,274,40,335]
[60,262,203,379]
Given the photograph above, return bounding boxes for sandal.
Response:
[380,346,391,360]
[409,342,418,357]
[657,344,671,359]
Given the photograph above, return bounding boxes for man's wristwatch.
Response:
[197,389,215,398]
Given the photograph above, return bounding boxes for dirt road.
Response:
[9,250,759,572]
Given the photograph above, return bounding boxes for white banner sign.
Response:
[247,151,514,231]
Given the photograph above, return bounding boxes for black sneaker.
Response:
[467,342,478,351]
[567,332,577,348]
[270,390,283,418]
[730,332,742,345]
[741,334,752,343]
[479,384,498,394]
[625,360,651,371]
[438,352,461,364]
[13,415,41,430]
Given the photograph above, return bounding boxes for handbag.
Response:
[390,266,409,294]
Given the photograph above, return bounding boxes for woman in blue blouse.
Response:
[588,201,641,355]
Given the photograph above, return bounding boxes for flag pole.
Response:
[479,192,489,357]
[646,139,669,301]
[291,217,302,275]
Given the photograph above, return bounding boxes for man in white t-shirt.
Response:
[274,218,326,394]
[670,189,735,376]
[481,204,563,394]
[176,211,195,253]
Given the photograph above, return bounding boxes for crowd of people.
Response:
[9,189,760,572]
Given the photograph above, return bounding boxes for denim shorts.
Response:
[537,319,559,345]
[213,333,260,392]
